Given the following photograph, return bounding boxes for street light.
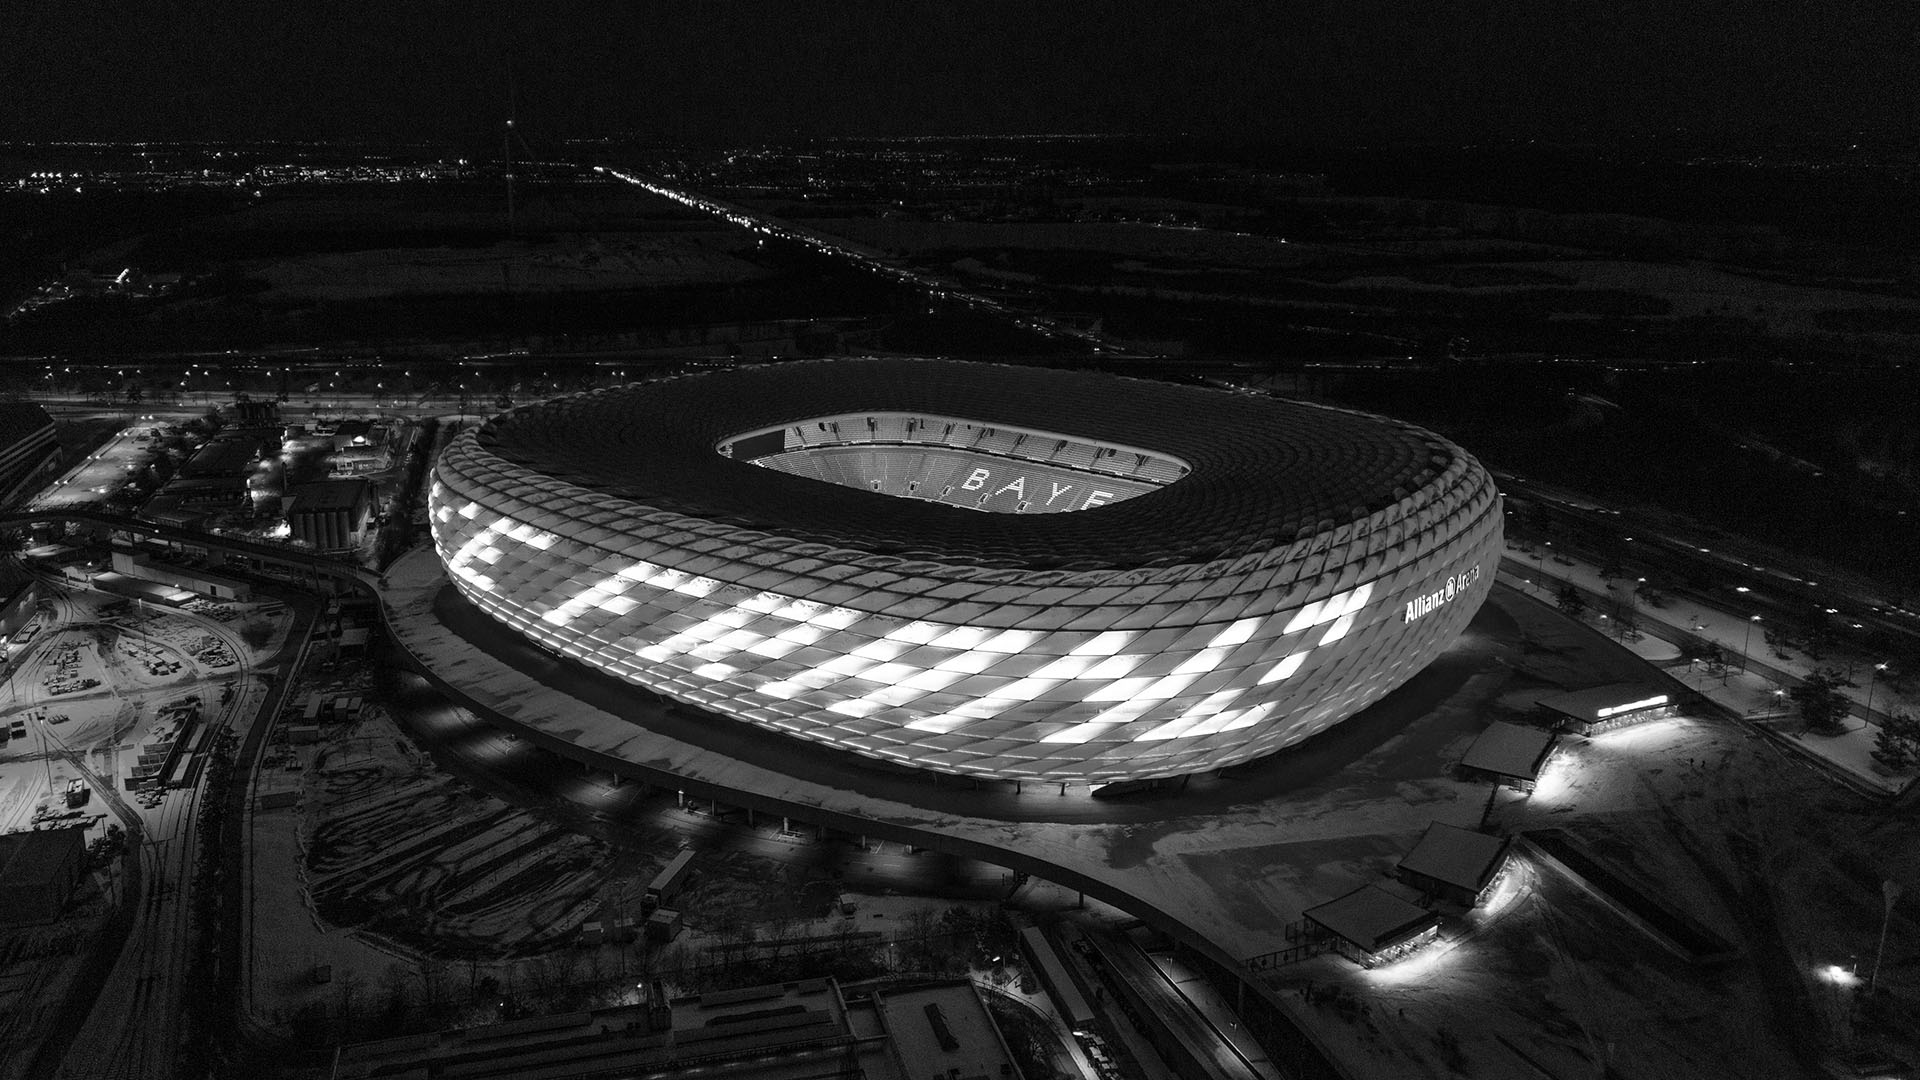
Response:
[1864,662,1889,722]
[1740,615,1761,675]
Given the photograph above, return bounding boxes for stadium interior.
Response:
[723,412,1187,514]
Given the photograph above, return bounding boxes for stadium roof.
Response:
[473,358,1458,570]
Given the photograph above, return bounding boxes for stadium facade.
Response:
[428,359,1502,784]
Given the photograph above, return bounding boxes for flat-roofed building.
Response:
[1300,882,1439,968]
[1539,682,1677,735]
[0,826,88,926]
[287,479,371,552]
[1460,721,1557,792]
[330,977,1018,1080]
[1395,822,1512,907]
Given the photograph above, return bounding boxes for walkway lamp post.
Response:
[1740,614,1761,674]
[1864,662,1888,722]
[1871,881,1903,992]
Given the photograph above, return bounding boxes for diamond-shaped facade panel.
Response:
[429,358,1503,783]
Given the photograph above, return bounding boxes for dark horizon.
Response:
[8,2,1917,146]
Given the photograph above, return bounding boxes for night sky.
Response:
[7,1,1917,145]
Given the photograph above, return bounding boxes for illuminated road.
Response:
[597,166,1141,357]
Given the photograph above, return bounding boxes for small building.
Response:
[0,826,88,926]
[110,548,251,601]
[1300,883,1440,968]
[645,908,682,943]
[286,479,372,552]
[1538,682,1678,735]
[1395,822,1513,907]
[1461,721,1558,793]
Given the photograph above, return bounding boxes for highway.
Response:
[597,166,1142,357]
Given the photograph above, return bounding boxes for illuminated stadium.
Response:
[428,358,1502,784]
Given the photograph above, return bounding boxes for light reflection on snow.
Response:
[1362,939,1449,985]
[1528,751,1576,803]
[1593,716,1692,749]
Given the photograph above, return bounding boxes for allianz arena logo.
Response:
[1404,564,1483,625]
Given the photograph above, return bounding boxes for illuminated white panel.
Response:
[906,715,974,734]
[1210,616,1265,649]
[852,639,911,662]
[1086,676,1157,702]
[902,668,966,692]
[1282,600,1325,635]
[1318,614,1355,645]
[1135,716,1203,741]
[999,677,1065,701]
[1042,721,1120,744]
[981,629,1043,653]
[862,684,924,707]
[1339,582,1374,615]
[1082,654,1148,680]
[1218,702,1274,732]
[746,637,803,659]
[776,624,827,646]
[1088,699,1157,724]
[1259,653,1307,684]
[713,629,764,652]
[812,607,863,630]
[935,650,999,675]
[932,625,993,650]
[694,662,739,681]
[859,662,919,686]
[819,654,878,678]
[886,621,943,644]
[1172,648,1232,676]
[1033,655,1100,679]
[1072,630,1136,656]
[1141,672,1201,699]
